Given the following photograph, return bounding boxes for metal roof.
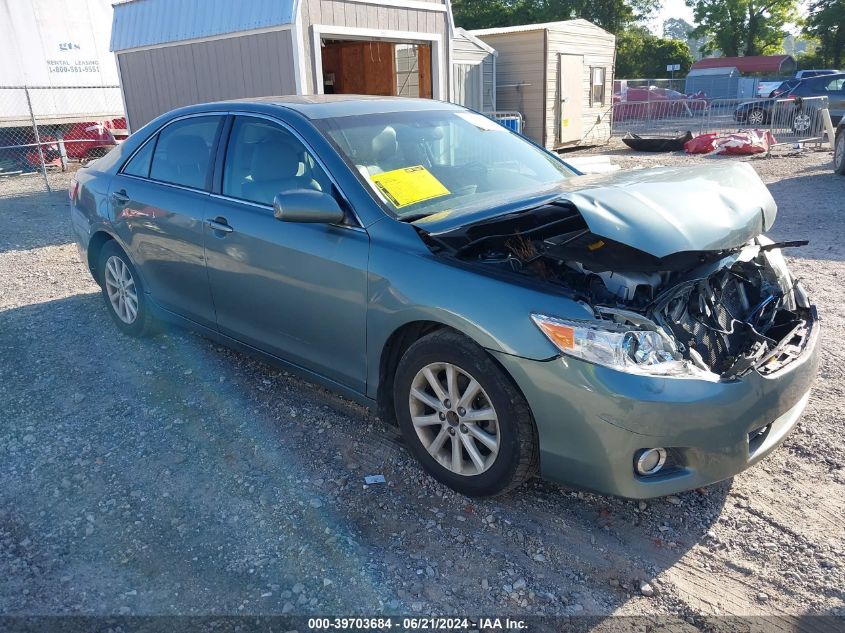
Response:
[686,66,740,77]
[691,55,796,75]
[471,18,612,37]
[453,28,497,56]
[110,0,297,52]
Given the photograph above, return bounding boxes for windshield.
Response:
[316,109,576,220]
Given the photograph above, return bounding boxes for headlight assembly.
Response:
[531,313,711,378]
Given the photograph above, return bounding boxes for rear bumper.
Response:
[492,308,820,499]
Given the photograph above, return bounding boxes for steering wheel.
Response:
[459,161,490,191]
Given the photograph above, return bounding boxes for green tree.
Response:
[663,17,693,40]
[616,27,695,77]
[450,0,520,30]
[663,17,709,59]
[451,0,659,33]
[685,0,798,56]
[802,0,845,67]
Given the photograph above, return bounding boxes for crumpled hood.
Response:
[419,162,777,259]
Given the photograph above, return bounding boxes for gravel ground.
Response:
[0,144,843,626]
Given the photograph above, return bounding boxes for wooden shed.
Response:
[110,0,452,130]
[450,27,496,112]
[472,20,616,149]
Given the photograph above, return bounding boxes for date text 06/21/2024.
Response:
[307,617,528,630]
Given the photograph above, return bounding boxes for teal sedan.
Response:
[70,96,819,498]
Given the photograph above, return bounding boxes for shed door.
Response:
[558,54,584,145]
[452,63,483,111]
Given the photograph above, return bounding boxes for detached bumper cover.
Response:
[492,308,820,498]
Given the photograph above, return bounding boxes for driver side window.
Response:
[222,117,329,206]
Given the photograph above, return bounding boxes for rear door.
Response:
[203,114,369,392]
[557,54,584,145]
[109,114,224,328]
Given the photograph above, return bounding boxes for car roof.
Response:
[192,94,465,120]
[801,72,845,82]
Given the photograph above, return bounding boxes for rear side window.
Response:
[149,116,222,190]
[821,77,845,92]
[122,138,155,178]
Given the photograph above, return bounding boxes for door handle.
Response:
[111,189,130,206]
[206,217,233,234]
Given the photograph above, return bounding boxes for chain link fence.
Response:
[0,85,126,198]
[611,95,834,153]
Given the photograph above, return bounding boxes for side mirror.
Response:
[273,189,345,224]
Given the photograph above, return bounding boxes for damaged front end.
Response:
[418,200,816,380]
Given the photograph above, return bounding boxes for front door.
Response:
[558,54,584,145]
[109,114,224,328]
[452,62,483,111]
[203,115,369,392]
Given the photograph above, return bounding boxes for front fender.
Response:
[364,220,589,398]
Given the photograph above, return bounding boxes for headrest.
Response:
[250,136,301,182]
[371,126,398,163]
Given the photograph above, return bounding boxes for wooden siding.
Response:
[298,0,450,95]
[474,31,545,144]
[544,21,615,148]
[117,29,297,129]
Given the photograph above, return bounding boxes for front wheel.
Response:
[746,108,767,126]
[393,330,538,497]
[97,240,156,337]
[834,131,845,176]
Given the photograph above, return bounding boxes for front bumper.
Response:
[492,308,820,499]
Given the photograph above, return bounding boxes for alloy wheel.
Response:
[104,255,139,324]
[408,362,500,476]
[793,113,812,133]
[748,109,765,125]
[835,133,845,173]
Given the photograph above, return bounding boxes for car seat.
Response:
[241,136,322,205]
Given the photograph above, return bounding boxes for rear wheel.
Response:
[97,241,156,337]
[834,131,845,176]
[393,330,538,497]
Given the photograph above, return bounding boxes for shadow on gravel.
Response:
[766,172,845,263]
[0,293,730,619]
[0,190,73,254]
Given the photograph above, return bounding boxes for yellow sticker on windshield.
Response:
[370,165,450,209]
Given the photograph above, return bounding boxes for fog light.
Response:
[635,448,667,476]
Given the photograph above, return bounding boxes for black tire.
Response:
[97,240,156,337]
[393,330,539,497]
[834,131,845,176]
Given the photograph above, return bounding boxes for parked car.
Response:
[613,87,707,121]
[795,69,840,80]
[22,119,128,169]
[755,79,798,99]
[62,119,128,162]
[70,97,820,499]
[835,119,845,175]
[735,73,845,129]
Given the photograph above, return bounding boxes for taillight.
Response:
[69,179,79,202]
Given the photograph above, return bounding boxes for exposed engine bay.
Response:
[419,202,815,379]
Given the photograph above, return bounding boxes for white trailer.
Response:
[0,0,122,127]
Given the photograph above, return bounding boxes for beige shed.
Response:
[472,19,616,149]
[110,0,453,130]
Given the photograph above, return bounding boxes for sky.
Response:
[654,0,695,32]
